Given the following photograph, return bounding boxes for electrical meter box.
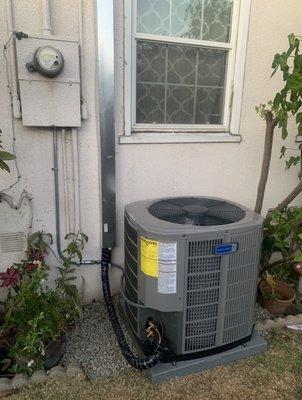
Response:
[15,36,81,127]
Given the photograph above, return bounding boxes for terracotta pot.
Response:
[259,280,295,315]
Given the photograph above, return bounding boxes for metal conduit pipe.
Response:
[53,127,101,264]
[71,128,81,232]
[41,0,53,35]
[6,0,21,118]
[78,0,88,120]
[61,129,71,233]
[53,127,65,261]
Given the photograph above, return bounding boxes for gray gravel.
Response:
[62,298,272,379]
[254,303,273,322]
[62,296,134,379]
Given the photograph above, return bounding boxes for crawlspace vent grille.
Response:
[148,197,246,226]
[0,232,25,253]
[184,238,222,353]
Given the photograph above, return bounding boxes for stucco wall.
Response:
[0,0,102,302]
[113,0,302,263]
[0,0,301,301]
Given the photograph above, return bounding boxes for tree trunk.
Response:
[274,180,302,211]
[255,112,278,214]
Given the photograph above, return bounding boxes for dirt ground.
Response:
[8,329,302,400]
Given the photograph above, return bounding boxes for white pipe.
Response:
[41,0,52,35]
[61,129,72,233]
[6,0,21,118]
[78,0,88,119]
[69,0,84,233]
[71,128,82,231]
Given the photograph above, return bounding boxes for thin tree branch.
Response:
[261,257,296,273]
[255,112,279,214]
[274,180,302,211]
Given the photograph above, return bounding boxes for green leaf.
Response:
[0,160,10,172]
[285,156,300,170]
[67,242,77,255]
[0,151,15,161]
[281,126,288,140]
[294,54,302,70]
[75,249,82,262]
[80,233,89,243]
[296,112,302,124]
[280,145,286,159]
[294,252,302,262]
[288,73,302,92]
[288,33,296,47]
[65,233,76,241]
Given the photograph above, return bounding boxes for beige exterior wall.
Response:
[0,0,301,301]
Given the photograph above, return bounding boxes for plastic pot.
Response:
[43,339,63,370]
[259,280,295,315]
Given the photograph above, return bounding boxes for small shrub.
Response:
[261,206,302,282]
[0,230,88,375]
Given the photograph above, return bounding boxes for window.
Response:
[122,0,251,143]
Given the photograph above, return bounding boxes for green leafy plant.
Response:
[0,230,88,375]
[260,273,283,301]
[261,206,302,281]
[0,129,15,173]
[56,231,88,317]
[255,34,302,214]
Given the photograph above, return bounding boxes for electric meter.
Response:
[26,46,64,78]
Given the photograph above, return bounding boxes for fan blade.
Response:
[149,201,185,219]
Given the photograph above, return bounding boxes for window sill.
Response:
[119,131,242,144]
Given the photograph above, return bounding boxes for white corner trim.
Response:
[119,131,242,144]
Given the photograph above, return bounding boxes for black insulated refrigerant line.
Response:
[101,248,162,370]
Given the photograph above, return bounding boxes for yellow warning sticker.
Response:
[140,236,158,277]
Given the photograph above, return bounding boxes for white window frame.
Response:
[120,0,252,144]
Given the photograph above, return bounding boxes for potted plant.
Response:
[259,273,295,315]
[0,231,87,375]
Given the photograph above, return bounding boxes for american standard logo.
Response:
[214,243,238,255]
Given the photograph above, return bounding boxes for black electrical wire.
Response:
[101,248,162,370]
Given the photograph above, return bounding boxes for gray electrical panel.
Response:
[15,35,81,127]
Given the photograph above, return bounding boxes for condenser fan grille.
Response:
[148,197,246,226]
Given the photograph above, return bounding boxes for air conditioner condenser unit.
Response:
[121,197,267,383]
